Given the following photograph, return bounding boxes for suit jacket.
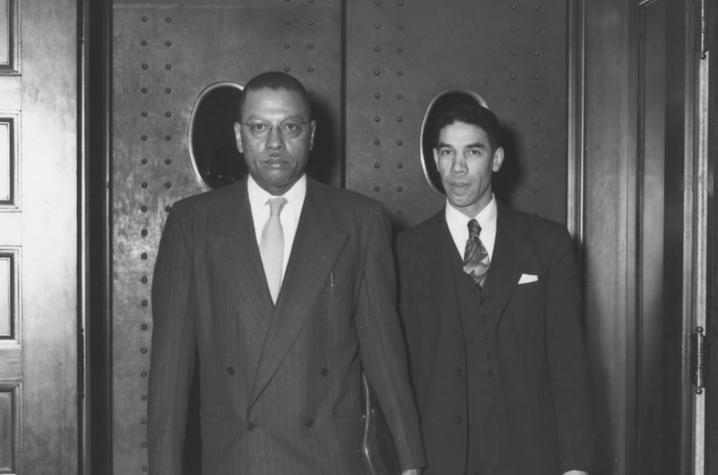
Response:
[396,203,593,475]
[149,177,424,475]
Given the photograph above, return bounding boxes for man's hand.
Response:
[402,470,421,475]
[563,471,588,475]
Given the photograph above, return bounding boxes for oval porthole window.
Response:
[419,89,489,195]
[189,82,245,189]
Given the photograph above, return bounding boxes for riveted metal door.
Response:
[0,1,79,474]
[105,1,633,474]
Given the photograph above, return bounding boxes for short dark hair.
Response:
[433,102,502,150]
[237,71,312,120]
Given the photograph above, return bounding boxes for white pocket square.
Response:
[518,273,539,284]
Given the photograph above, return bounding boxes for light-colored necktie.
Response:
[260,197,287,304]
[462,219,490,288]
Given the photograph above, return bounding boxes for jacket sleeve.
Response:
[354,207,426,470]
[148,205,197,475]
[546,228,594,471]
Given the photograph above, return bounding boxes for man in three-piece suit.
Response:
[397,101,593,475]
[148,72,424,475]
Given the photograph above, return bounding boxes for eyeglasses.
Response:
[242,120,307,139]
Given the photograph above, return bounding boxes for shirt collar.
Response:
[444,194,498,258]
[247,174,307,221]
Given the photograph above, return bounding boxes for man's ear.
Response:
[308,120,317,151]
[234,122,243,153]
[492,146,505,173]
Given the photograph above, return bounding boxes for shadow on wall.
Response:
[189,82,337,190]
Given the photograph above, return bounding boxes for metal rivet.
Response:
[140,39,148,46]
[165,111,172,117]
[141,371,148,377]
[396,186,403,192]
[165,182,172,189]
[284,43,291,49]
[533,142,541,148]
[374,69,381,76]
[397,140,403,146]
[165,87,172,94]
[375,0,380,4]
[534,27,541,33]
[374,46,381,52]
[535,5,541,11]
[374,139,381,145]
[141,252,148,260]
[165,206,171,212]
[141,111,148,117]
[141,63,148,70]
[140,205,148,211]
[165,158,172,165]
[141,182,148,189]
[374,23,381,29]
[164,135,172,141]
[533,73,540,80]
[511,119,518,125]
[283,66,291,72]
[510,96,517,102]
[141,16,148,22]
[397,23,404,30]
[374,162,381,168]
[534,97,542,103]
[533,119,540,125]
[374,186,381,192]
[308,20,314,26]
[141,466,148,472]
[141,158,148,165]
[141,229,148,236]
[511,73,517,79]
[141,441,148,447]
[307,66,314,73]
[511,26,518,32]
[141,394,148,401]
[165,63,172,70]
[511,4,518,9]
[398,0,404,4]
[396,115,403,122]
[397,93,403,100]
[511,49,518,56]
[397,47,404,53]
[307,43,314,49]
[165,16,172,23]
[141,300,148,307]
[374,92,381,99]
[397,162,403,169]
[533,50,540,56]
[141,418,147,425]
[141,347,148,354]
[397,70,403,76]
[141,87,148,93]
[374,116,381,122]
[165,40,172,46]
[140,277,148,284]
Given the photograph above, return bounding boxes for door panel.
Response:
[0,1,79,474]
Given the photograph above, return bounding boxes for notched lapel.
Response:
[207,181,273,350]
[248,183,348,408]
[482,207,534,323]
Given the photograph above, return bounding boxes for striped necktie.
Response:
[462,219,490,287]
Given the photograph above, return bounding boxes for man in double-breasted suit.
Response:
[397,101,593,474]
[148,72,424,475]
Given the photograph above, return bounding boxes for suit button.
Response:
[246,421,256,431]
[484,333,491,341]
[227,366,235,376]
[320,367,329,377]
[304,417,314,428]
[488,370,494,378]
[456,368,464,378]
[455,415,463,423]
[481,315,488,322]
[486,352,492,359]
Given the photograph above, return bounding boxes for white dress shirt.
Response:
[445,194,498,261]
[247,174,306,279]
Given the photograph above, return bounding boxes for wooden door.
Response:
[0,1,79,474]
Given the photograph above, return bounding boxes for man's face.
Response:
[433,121,504,217]
[234,87,316,195]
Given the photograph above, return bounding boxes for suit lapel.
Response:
[248,180,347,409]
[482,203,533,323]
[207,178,273,351]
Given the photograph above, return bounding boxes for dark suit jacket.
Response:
[148,177,424,475]
[397,203,593,475]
